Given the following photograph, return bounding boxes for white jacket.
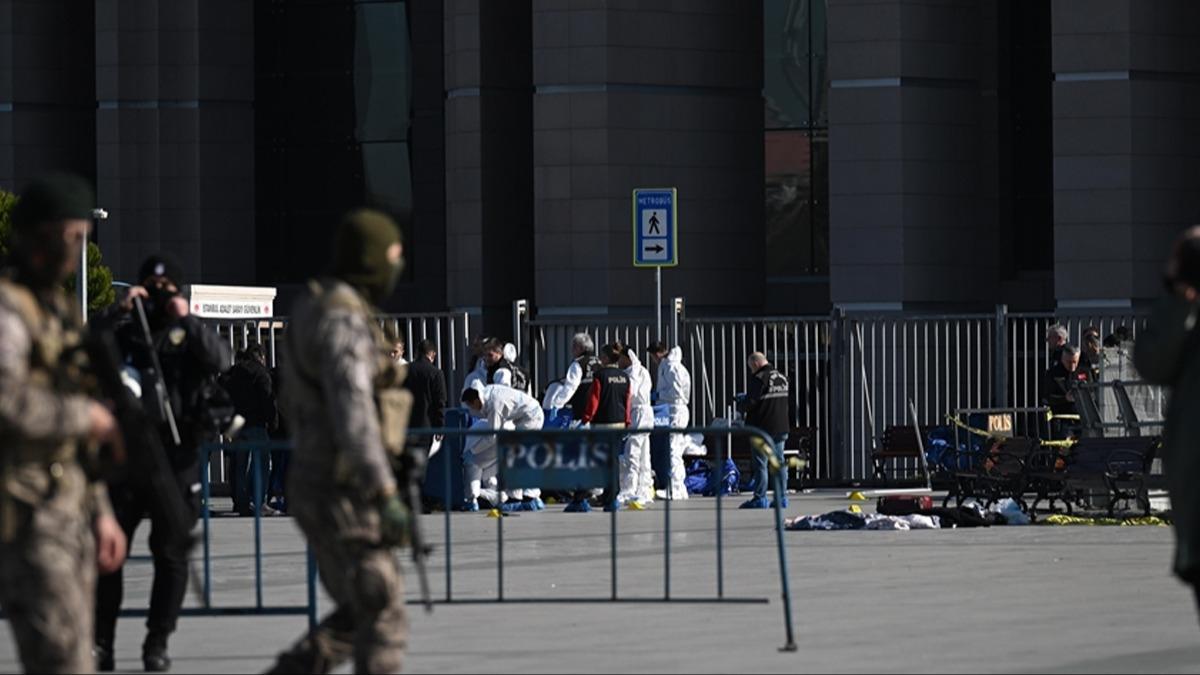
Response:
[480,384,542,429]
[544,359,582,410]
[463,357,487,393]
[656,346,691,405]
[625,351,654,411]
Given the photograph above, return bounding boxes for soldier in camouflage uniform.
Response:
[0,173,128,674]
[268,209,412,674]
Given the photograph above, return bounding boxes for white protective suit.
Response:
[463,385,545,504]
[656,346,692,500]
[463,357,488,393]
[544,357,583,411]
[618,351,655,505]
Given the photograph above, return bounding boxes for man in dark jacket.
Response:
[1135,225,1200,620]
[738,352,791,510]
[1042,344,1090,439]
[94,253,231,672]
[223,343,276,516]
[404,339,447,450]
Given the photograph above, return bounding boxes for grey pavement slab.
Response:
[1,491,1198,673]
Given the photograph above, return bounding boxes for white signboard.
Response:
[188,284,277,319]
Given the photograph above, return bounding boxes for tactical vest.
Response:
[300,279,413,477]
[590,365,631,425]
[569,354,600,419]
[0,279,89,543]
[0,279,86,463]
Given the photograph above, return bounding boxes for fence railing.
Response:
[203,312,472,394]
[512,300,1160,484]
[200,302,1159,486]
[682,316,835,480]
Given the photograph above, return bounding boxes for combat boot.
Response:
[143,632,171,672]
[93,639,115,672]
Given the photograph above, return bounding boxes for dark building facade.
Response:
[3,0,1199,335]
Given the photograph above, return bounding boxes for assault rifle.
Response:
[395,448,433,613]
[83,297,194,539]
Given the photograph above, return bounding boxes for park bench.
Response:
[871,425,933,485]
[941,436,1039,510]
[1026,435,1160,518]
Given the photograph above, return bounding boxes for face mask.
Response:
[15,223,78,289]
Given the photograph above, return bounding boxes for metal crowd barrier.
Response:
[418,424,798,652]
[193,426,799,652]
[198,441,318,628]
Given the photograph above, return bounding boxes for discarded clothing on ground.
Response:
[785,510,940,531]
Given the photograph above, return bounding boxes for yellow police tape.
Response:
[1039,514,1169,527]
[943,414,1078,449]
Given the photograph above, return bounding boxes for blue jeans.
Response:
[231,425,270,512]
[752,434,788,500]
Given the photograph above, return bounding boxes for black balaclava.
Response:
[10,172,94,289]
[329,208,404,306]
[137,253,185,326]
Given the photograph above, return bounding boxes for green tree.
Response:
[64,242,116,311]
[0,189,14,261]
[0,187,117,312]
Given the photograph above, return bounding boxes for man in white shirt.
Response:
[650,341,692,500]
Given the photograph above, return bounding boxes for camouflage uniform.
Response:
[0,278,112,674]
[270,278,410,675]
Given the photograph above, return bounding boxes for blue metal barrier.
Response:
[418,423,798,652]
[190,426,797,651]
[198,441,318,628]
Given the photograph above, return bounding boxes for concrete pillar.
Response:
[0,1,96,191]
[94,0,255,284]
[531,0,764,316]
[828,0,994,310]
[444,0,534,337]
[1051,0,1200,308]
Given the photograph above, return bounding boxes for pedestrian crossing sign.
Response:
[632,188,678,267]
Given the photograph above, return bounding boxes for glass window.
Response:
[764,0,827,130]
[255,0,413,285]
[765,129,827,276]
[764,0,828,276]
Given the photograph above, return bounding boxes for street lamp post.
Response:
[85,207,108,323]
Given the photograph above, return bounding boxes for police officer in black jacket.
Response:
[738,352,791,510]
[93,253,231,672]
[577,342,632,512]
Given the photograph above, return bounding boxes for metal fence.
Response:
[841,313,998,481]
[201,311,472,491]
[682,316,834,479]
[513,299,1159,484]
[203,312,472,393]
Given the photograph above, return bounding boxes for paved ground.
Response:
[1,491,1198,674]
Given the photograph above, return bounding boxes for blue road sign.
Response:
[633,187,678,267]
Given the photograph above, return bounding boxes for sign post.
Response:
[632,187,678,341]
